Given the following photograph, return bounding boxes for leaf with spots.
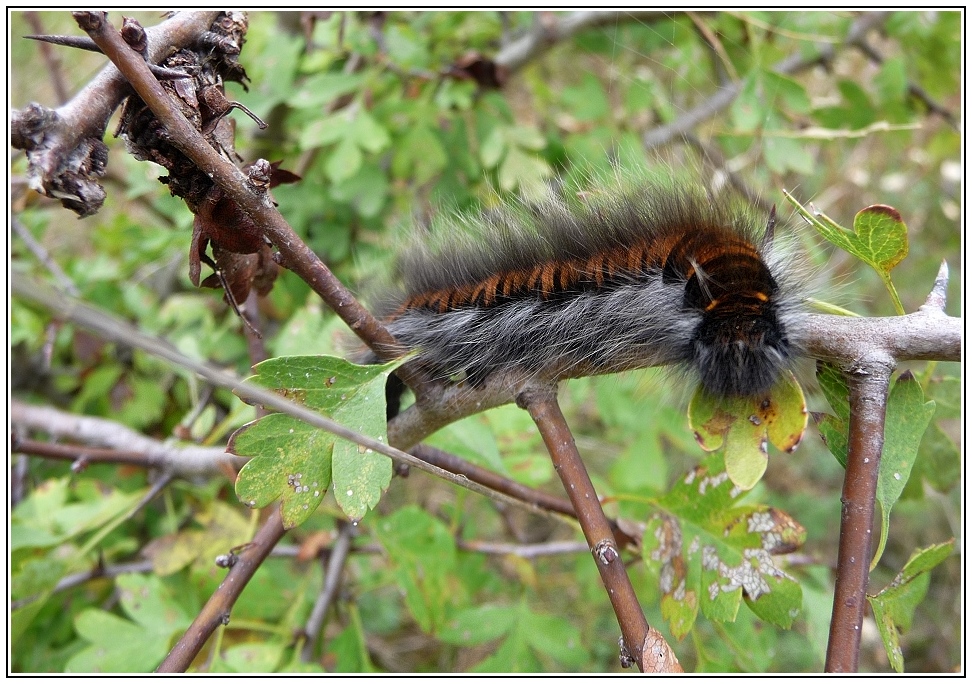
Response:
[783,192,908,314]
[230,355,399,528]
[689,371,808,489]
[642,453,805,639]
[231,415,334,529]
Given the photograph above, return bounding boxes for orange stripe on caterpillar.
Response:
[382,178,807,398]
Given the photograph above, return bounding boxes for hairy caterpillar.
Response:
[378,174,808,399]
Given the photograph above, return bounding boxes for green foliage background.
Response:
[10,11,961,673]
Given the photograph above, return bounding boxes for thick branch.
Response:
[825,358,893,672]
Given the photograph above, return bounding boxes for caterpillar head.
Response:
[691,305,791,397]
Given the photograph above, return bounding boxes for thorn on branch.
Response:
[920,260,950,312]
[25,33,102,53]
[26,32,194,81]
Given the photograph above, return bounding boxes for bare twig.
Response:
[518,384,681,673]
[157,505,288,672]
[300,522,355,662]
[458,539,590,558]
[11,402,245,477]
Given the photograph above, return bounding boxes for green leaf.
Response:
[560,73,610,122]
[871,372,936,568]
[11,477,142,551]
[782,193,908,314]
[874,56,909,105]
[815,362,850,467]
[291,72,364,109]
[521,609,589,669]
[438,604,516,645]
[299,112,351,149]
[232,414,334,528]
[730,73,762,133]
[221,642,286,673]
[231,356,397,526]
[374,506,457,634]
[326,136,364,183]
[146,501,252,575]
[479,125,506,169]
[689,371,808,490]
[425,416,507,476]
[66,574,191,673]
[498,145,552,195]
[867,541,955,672]
[393,124,448,185]
[762,70,811,115]
[352,111,391,153]
[327,603,376,673]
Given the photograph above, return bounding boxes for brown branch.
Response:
[824,359,893,672]
[157,505,288,672]
[821,260,955,672]
[518,384,681,673]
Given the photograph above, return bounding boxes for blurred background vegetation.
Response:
[10,11,961,673]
